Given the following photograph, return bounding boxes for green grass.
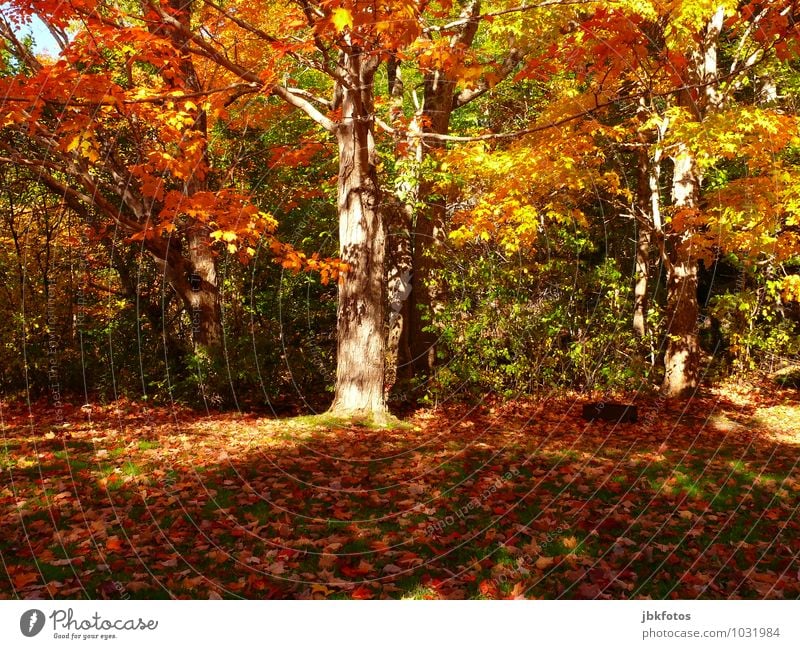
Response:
[400,584,438,600]
[289,412,415,431]
[202,488,235,513]
[121,461,142,477]
[243,500,274,524]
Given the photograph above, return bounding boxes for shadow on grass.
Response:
[1,393,799,599]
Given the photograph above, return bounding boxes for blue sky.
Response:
[3,8,60,55]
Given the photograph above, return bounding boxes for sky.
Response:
[2,7,61,55]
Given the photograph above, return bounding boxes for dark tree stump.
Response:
[582,402,638,423]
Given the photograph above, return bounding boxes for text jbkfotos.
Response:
[641,611,692,623]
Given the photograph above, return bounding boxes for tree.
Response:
[559,0,800,397]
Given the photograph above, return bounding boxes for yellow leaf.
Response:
[331,7,353,32]
[222,231,238,243]
[66,135,81,153]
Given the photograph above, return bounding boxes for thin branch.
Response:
[423,0,595,34]
[147,0,337,131]
[453,48,523,109]
[0,82,262,108]
[386,56,782,143]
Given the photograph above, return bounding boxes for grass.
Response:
[289,412,416,431]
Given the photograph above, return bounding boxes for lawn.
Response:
[2,383,798,599]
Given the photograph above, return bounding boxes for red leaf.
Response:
[351,585,373,600]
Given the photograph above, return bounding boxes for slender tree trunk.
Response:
[633,147,653,338]
[662,144,701,397]
[385,59,415,392]
[186,227,222,348]
[408,186,446,375]
[633,98,664,338]
[633,226,650,338]
[406,92,453,377]
[403,0,483,378]
[385,203,414,392]
[329,52,388,418]
[660,6,724,398]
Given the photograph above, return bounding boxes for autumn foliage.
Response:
[0,0,799,599]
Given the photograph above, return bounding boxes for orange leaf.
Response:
[478,579,500,598]
[351,585,373,599]
[13,572,39,590]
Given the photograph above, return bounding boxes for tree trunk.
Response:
[633,148,653,337]
[404,92,454,377]
[633,98,664,339]
[408,191,445,375]
[633,225,650,338]
[385,203,414,392]
[163,0,223,351]
[662,145,700,397]
[328,52,388,418]
[662,241,700,398]
[186,227,222,349]
[384,59,415,393]
[660,6,723,398]
[403,0,483,378]
[156,234,222,350]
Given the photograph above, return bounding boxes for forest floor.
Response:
[1,382,799,599]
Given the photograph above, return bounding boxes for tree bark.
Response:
[662,144,701,398]
[162,0,223,351]
[633,146,654,338]
[405,0,482,377]
[328,51,388,418]
[660,6,724,398]
[633,224,650,338]
[633,97,664,338]
[384,59,415,392]
[385,203,414,392]
[185,227,223,349]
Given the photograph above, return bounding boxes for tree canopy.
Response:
[0,0,798,407]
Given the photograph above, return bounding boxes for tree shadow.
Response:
[1,395,798,599]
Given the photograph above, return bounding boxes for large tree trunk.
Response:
[163,0,223,351]
[662,241,700,397]
[154,234,222,349]
[329,52,388,418]
[662,145,701,397]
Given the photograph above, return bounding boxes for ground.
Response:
[1,382,799,599]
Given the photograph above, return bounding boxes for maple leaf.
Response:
[331,8,354,33]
